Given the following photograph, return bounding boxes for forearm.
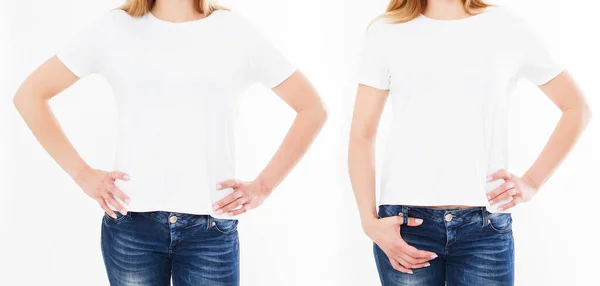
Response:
[523,106,591,189]
[348,136,378,227]
[14,96,89,179]
[254,107,326,192]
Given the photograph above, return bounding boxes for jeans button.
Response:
[444,213,453,222]
[169,216,178,224]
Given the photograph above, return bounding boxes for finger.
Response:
[228,204,249,216]
[388,257,413,274]
[486,169,510,183]
[396,254,432,269]
[221,196,248,213]
[405,217,424,227]
[111,171,130,181]
[403,243,438,260]
[486,180,516,201]
[497,196,522,211]
[107,185,130,205]
[489,186,518,205]
[213,191,243,213]
[98,199,117,219]
[216,179,241,190]
[397,251,433,265]
[103,192,127,215]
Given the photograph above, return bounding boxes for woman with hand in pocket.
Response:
[348,0,590,285]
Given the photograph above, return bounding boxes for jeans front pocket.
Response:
[209,217,239,234]
[103,211,132,223]
[486,212,513,233]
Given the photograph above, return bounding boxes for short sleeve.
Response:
[248,26,297,89]
[516,18,564,85]
[55,12,110,78]
[357,23,390,90]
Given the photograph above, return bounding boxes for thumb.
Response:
[387,214,423,226]
[111,171,130,181]
[216,179,241,190]
[405,216,424,227]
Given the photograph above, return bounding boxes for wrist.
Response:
[72,165,92,186]
[360,214,378,232]
[254,177,274,195]
[521,173,541,191]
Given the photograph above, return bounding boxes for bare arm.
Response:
[524,71,591,188]
[13,56,130,217]
[213,71,327,215]
[348,84,388,225]
[488,71,592,210]
[348,84,436,274]
[13,56,85,178]
[255,71,327,191]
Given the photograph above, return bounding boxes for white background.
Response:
[1,0,598,285]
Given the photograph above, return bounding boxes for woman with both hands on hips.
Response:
[348,0,590,285]
[13,0,326,285]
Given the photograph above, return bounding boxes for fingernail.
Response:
[486,195,491,200]
[407,271,413,274]
[216,184,222,189]
[125,198,131,204]
[226,212,232,216]
[489,199,493,204]
[487,176,492,182]
[424,263,431,267]
[415,218,423,224]
[124,175,130,180]
[120,210,127,215]
[212,204,219,210]
[216,209,223,214]
[431,254,438,259]
[111,214,117,219]
[507,182,515,188]
[498,207,503,211]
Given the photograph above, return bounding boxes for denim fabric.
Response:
[101,211,239,286]
[374,205,514,286]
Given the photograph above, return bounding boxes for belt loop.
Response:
[206,215,213,230]
[481,207,488,227]
[401,205,409,225]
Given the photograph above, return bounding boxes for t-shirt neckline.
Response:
[147,10,221,26]
[418,9,491,23]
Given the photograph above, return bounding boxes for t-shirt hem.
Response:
[377,198,512,213]
[112,205,213,216]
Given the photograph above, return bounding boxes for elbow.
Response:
[310,99,328,129]
[318,102,328,126]
[13,92,26,113]
[581,102,592,128]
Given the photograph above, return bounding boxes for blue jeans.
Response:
[374,205,514,286]
[101,211,239,286]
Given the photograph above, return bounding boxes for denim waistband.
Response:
[378,205,505,227]
[133,211,235,228]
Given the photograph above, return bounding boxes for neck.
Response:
[151,0,205,22]
[423,0,470,20]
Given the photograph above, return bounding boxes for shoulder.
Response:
[480,6,527,29]
[208,10,254,29]
[209,10,271,41]
[81,8,131,31]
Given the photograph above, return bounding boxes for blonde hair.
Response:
[119,0,226,17]
[377,0,490,24]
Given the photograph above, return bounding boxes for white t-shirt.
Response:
[56,9,296,217]
[357,7,563,213]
